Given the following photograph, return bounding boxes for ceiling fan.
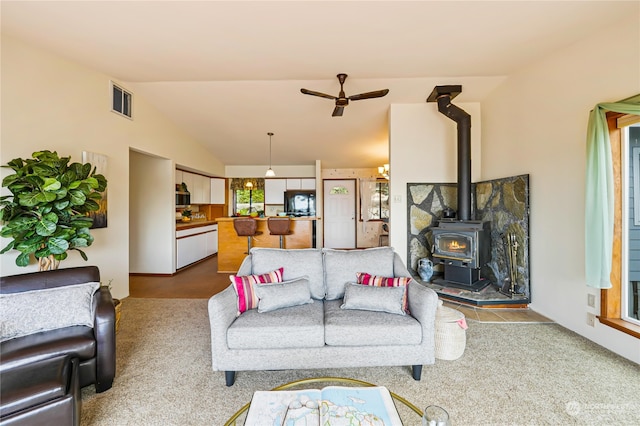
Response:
[300,73,389,117]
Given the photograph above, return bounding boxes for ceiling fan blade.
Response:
[349,89,389,101]
[332,106,344,117]
[300,88,337,100]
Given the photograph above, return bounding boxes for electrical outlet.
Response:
[587,312,596,327]
[587,294,596,308]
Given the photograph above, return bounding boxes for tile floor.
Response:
[442,300,554,323]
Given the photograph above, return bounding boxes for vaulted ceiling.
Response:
[2,1,635,168]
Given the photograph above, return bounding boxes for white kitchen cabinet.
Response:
[181,171,195,196]
[176,232,206,269]
[301,178,316,190]
[179,171,210,204]
[210,178,226,204]
[193,174,211,204]
[265,179,287,204]
[286,179,302,190]
[206,226,218,256]
[176,224,217,269]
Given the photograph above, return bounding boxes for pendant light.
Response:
[265,132,276,177]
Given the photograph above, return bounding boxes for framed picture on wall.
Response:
[82,151,108,229]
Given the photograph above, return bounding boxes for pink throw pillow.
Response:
[231,267,284,314]
[356,272,412,313]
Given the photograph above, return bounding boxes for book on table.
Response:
[244,385,402,425]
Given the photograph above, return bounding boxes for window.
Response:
[361,179,389,221]
[603,111,640,337]
[234,188,264,216]
[111,81,132,118]
[622,122,640,326]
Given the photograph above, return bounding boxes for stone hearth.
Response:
[407,174,530,306]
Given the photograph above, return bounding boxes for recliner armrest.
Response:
[92,287,115,393]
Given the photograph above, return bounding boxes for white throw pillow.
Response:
[0,281,99,342]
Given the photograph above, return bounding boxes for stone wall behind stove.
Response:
[407,174,530,297]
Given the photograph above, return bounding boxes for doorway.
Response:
[323,179,356,248]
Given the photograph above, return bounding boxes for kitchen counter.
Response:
[216,216,316,273]
[176,220,217,230]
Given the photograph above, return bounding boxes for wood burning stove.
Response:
[431,220,491,291]
[426,85,491,291]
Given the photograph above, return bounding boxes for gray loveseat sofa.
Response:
[208,247,438,386]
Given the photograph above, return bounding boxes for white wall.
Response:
[0,35,224,299]
[129,150,174,274]
[482,16,640,363]
[388,102,482,264]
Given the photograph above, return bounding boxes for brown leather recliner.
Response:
[0,266,116,394]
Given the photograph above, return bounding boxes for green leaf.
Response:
[17,191,42,207]
[69,190,86,205]
[42,177,61,191]
[16,252,30,267]
[54,200,70,210]
[36,217,57,236]
[81,163,92,179]
[32,163,56,176]
[53,252,68,261]
[35,246,50,258]
[83,199,100,211]
[71,237,88,247]
[5,217,38,232]
[47,237,69,255]
[94,174,107,192]
[15,239,41,255]
[60,170,76,186]
[68,181,82,189]
[76,248,88,261]
[2,174,19,187]
[84,176,99,188]
[0,240,15,254]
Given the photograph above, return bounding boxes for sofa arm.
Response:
[393,253,411,277]
[407,282,438,342]
[237,255,253,275]
[207,286,239,370]
[93,286,115,393]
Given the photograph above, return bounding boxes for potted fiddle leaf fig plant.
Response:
[0,150,107,271]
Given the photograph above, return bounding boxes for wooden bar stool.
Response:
[233,218,262,254]
[267,217,293,249]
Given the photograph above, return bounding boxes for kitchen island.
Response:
[216,217,316,273]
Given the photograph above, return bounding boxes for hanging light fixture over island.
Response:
[265,132,276,177]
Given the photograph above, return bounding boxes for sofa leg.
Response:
[225,371,236,386]
[412,365,422,381]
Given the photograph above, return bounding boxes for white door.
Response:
[323,179,356,248]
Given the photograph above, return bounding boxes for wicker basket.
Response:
[434,300,467,361]
[113,299,122,333]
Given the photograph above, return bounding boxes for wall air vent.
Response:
[111,81,132,119]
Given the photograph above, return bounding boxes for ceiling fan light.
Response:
[265,168,276,177]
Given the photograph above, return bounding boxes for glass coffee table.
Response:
[224,376,424,425]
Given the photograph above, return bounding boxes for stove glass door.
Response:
[435,232,473,259]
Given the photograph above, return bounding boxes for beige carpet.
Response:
[81,298,640,425]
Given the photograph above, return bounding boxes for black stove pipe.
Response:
[427,85,472,221]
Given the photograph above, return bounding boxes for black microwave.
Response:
[176,191,190,207]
